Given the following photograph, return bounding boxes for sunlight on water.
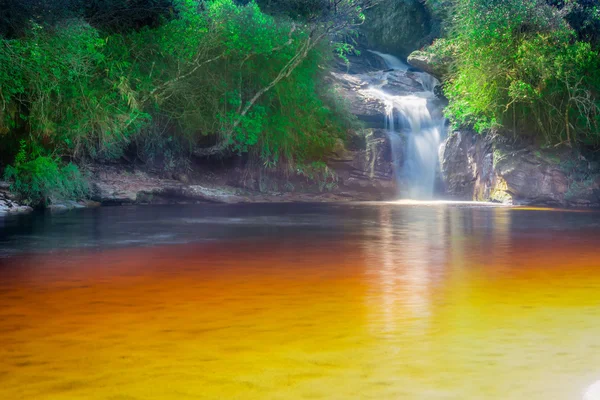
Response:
[585,381,600,400]
[382,200,588,212]
[386,199,509,206]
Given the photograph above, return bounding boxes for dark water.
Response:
[1,203,600,399]
[1,203,599,255]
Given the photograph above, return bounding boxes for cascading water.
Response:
[367,51,445,199]
[368,50,409,71]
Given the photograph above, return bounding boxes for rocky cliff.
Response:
[440,130,600,207]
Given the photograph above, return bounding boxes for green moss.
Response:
[362,0,433,57]
[533,150,562,165]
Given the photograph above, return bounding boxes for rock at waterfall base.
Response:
[440,130,600,207]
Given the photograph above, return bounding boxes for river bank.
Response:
[3,48,600,214]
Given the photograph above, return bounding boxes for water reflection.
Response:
[362,207,435,336]
[362,205,515,338]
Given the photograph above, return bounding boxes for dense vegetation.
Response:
[426,0,600,146]
[0,0,369,205]
[6,0,598,206]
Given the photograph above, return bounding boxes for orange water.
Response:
[1,205,600,399]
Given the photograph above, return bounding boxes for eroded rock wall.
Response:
[440,130,600,207]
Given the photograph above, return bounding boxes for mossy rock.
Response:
[362,0,433,58]
[407,49,450,79]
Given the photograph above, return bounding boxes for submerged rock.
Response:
[47,201,86,213]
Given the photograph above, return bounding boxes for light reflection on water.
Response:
[0,203,600,399]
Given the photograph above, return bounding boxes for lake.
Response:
[1,203,600,399]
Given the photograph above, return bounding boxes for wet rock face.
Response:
[439,130,507,202]
[440,130,600,207]
[439,131,482,198]
[328,129,396,200]
[493,145,569,206]
[330,58,429,129]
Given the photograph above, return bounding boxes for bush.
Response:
[4,142,89,207]
[436,0,600,145]
[1,20,149,159]
[1,0,361,171]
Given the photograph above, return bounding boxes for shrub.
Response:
[437,0,600,145]
[4,142,89,207]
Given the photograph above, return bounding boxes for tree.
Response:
[149,0,379,158]
[434,0,600,145]
[1,0,369,175]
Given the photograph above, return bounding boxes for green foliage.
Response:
[132,121,192,172]
[4,142,89,207]
[0,0,360,182]
[252,0,332,20]
[1,20,149,159]
[0,0,174,38]
[435,0,600,145]
[107,0,356,168]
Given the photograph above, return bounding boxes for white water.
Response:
[367,50,409,71]
[368,52,445,199]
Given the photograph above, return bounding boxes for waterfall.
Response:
[368,50,409,71]
[368,51,445,200]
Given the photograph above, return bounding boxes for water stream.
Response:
[368,51,445,199]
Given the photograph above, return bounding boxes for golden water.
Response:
[1,205,600,399]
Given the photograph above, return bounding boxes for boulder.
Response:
[361,0,435,58]
[0,183,33,215]
[407,49,449,80]
[439,130,509,203]
[492,144,569,206]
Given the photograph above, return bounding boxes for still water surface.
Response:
[1,203,600,399]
